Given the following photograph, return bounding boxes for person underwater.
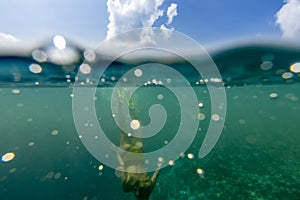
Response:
[115,130,161,200]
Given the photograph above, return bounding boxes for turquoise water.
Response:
[0,41,300,199]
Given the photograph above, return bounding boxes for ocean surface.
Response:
[0,39,299,200]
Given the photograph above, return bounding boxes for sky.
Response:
[0,0,300,48]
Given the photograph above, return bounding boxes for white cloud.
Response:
[0,32,19,44]
[276,0,300,40]
[166,3,178,25]
[106,0,165,39]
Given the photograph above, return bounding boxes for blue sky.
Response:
[0,0,299,47]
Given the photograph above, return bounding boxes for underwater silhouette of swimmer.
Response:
[115,129,161,200]
[114,89,161,200]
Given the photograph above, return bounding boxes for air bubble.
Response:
[79,64,91,74]
[9,168,17,173]
[158,157,164,163]
[197,113,205,120]
[134,69,143,77]
[1,152,15,162]
[28,141,35,146]
[260,61,273,71]
[53,35,66,50]
[197,168,205,178]
[54,172,62,179]
[282,72,293,79]
[168,160,175,166]
[269,92,278,99]
[157,94,164,100]
[51,129,59,136]
[12,89,20,94]
[84,50,96,62]
[290,62,300,73]
[130,119,140,130]
[32,49,47,62]
[198,102,204,108]
[98,165,104,171]
[187,153,194,159]
[211,114,220,121]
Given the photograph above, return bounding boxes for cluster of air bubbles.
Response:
[143,78,164,86]
[25,34,85,86]
[260,52,300,82]
[47,35,80,65]
[66,75,72,83]
[195,77,222,85]
[40,171,64,182]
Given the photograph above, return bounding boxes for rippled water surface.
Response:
[0,41,299,199]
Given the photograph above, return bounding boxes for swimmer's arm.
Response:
[112,145,125,167]
[115,149,125,167]
[151,162,162,184]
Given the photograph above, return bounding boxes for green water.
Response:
[0,83,299,199]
